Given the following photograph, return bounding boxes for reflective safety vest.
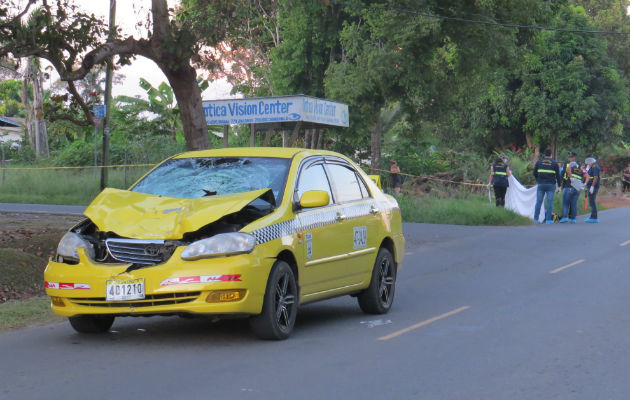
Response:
[562,163,583,188]
[534,158,559,184]
[492,162,509,187]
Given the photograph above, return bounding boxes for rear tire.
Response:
[249,260,298,340]
[358,248,396,314]
[69,316,115,333]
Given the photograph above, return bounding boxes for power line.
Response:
[330,1,630,36]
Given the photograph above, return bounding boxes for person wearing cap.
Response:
[559,153,584,223]
[559,152,580,222]
[584,157,600,223]
[488,154,511,207]
[533,148,562,224]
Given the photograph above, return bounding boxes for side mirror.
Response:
[368,175,382,190]
[299,190,330,208]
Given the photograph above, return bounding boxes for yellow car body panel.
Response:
[45,147,405,323]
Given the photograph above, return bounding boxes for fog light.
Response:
[51,296,65,307]
[206,289,247,303]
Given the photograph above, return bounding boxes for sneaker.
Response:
[585,218,599,223]
[559,217,569,223]
[545,220,554,224]
[570,219,576,224]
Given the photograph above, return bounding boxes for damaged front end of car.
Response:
[54,187,276,268]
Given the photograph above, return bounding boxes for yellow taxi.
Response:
[45,147,405,339]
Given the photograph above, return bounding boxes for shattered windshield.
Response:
[131,157,291,202]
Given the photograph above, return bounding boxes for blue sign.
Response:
[93,104,105,117]
[202,95,349,127]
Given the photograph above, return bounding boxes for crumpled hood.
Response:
[84,188,270,240]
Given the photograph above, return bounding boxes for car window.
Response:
[131,157,290,202]
[296,164,333,205]
[357,173,371,198]
[326,163,363,203]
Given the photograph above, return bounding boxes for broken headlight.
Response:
[181,233,256,260]
[57,232,95,262]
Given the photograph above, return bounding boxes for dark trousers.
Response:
[588,186,599,219]
[493,185,507,207]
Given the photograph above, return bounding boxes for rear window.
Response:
[132,157,290,201]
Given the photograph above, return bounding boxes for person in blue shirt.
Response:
[533,149,561,224]
[584,157,600,223]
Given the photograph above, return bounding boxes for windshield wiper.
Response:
[202,189,217,197]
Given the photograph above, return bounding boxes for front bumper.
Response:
[44,247,274,318]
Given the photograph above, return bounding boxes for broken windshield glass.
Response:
[131,157,291,201]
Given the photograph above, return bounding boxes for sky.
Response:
[44,0,235,100]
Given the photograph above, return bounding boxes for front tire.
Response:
[69,316,115,333]
[249,260,298,340]
[358,248,396,314]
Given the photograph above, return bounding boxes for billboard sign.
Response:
[202,95,349,127]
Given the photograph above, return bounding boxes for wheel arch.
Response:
[379,237,397,269]
[276,249,299,283]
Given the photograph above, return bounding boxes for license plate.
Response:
[106,278,145,301]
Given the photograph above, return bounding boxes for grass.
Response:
[0,296,63,332]
[398,194,534,225]
[0,166,152,205]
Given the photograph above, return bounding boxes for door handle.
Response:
[336,212,346,222]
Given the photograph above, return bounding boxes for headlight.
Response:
[181,233,256,260]
[57,232,95,261]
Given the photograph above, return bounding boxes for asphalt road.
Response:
[1,207,628,400]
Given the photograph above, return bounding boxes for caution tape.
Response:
[370,168,488,188]
[0,163,156,171]
[371,167,622,188]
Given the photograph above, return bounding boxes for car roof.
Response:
[173,147,347,161]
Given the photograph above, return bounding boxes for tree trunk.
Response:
[304,129,312,149]
[371,121,382,174]
[31,58,49,158]
[551,135,558,160]
[21,66,34,148]
[263,129,273,146]
[161,64,210,151]
[289,122,301,147]
[525,131,539,163]
[316,129,323,149]
[311,129,319,149]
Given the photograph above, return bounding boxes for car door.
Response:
[323,161,380,284]
[294,158,350,297]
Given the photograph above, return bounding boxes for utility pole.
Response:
[100,0,116,191]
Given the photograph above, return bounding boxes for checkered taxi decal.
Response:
[251,200,397,245]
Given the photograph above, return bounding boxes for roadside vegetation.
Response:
[0,296,62,332]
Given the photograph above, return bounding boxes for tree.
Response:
[513,5,628,156]
[117,78,185,142]
[0,0,235,150]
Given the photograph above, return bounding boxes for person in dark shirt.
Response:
[533,149,561,224]
[488,155,511,207]
[622,164,630,195]
[584,157,600,223]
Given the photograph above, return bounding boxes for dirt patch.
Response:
[597,193,630,209]
[0,212,82,303]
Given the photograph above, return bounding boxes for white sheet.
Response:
[505,175,544,222]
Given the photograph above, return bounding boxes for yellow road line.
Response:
[378,306,470,341]
[620,240,630,247]
[549,259,586,274]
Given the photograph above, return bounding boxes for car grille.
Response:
[106,238,165,265]
[68,292,201,308]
